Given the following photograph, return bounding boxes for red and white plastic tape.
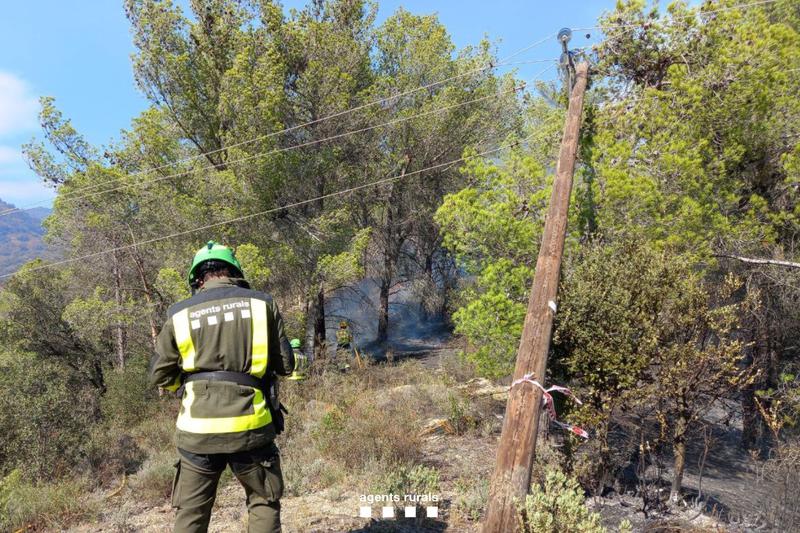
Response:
[509,373,589,439]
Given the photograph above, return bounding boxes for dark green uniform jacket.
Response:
[150,277,294,454]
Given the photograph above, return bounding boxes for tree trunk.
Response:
[741,385,763,450]
[313,286,327,359]
[670,413,689,503]
[422,250,435,318]
[112,251,126,371]
[378,275,390,342]
[132,249,159,350]
[378,226,397,342]
[91,357,107,398]
[377,200,395,343]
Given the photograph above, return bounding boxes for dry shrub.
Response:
[453,475,490,522]
[128,449,177,503]
[439,348,479,386]
[753,440,800,530]
[376,463,439,496]
[278,359,444,494]
[83,427,147,488]
[312,392,423,469]
[444,391,480,435]
[132,401,179,453]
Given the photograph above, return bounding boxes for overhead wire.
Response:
[13,1,781,275]
[0,33,562,218]
[572,0,781,32]
[4,62,557,212]
[2,0,779,219]
[3,135,535,279]
[86,62,555,239]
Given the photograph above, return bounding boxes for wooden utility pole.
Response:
[482,60,589,533]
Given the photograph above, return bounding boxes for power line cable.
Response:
[11,63,555,211]
[573,0,780,32]
[497,33,557,63]
[3,1,777,218]
[58,62,554,241]
[4,135,534,279]
[0,34,562,218]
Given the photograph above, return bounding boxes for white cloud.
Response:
[0,72,39,137]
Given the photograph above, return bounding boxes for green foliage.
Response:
[316,227,371,290]
[377,464,440,498]
[235,243,272,290]
[555,240,669,398]
[155,267,191,305]
[553,241,757,494]
[552,240,682,446]
[7,0,800,525]
[518,468,605,533]
[100,356,155,427]
[1,263,108,392]
[592,0,800,256]
[63,287,137,351]
[436,145,551,377]
[445,391,477,435]
[22,96,97,187]
[437,147,546,270]
[0,351,99,480]
[434,4,800,502]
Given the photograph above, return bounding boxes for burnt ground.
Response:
[589,411,772,532]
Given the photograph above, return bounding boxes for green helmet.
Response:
[188,241,243,284]
[290,338,301,349]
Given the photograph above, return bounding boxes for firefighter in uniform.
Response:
[287,339,307,381]
[335,321,353,370]
[336,321,352,350]
[150,241,294,533]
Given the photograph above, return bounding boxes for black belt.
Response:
[184,370,265,391]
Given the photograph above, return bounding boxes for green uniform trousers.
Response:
[171,443,284,533]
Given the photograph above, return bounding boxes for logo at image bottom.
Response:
[358,493,440,519]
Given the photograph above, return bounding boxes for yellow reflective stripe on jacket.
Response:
[173,308,197,372]
[164,373,182,392]
[176,382,272,434]
[250,298,268,378]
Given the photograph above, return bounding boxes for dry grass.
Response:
[0,470,98,531]
[277,358,456,495]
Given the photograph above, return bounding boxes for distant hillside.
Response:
[26,207,51,223]
[0,200,51,277]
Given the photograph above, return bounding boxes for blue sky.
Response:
[0,0,616,209]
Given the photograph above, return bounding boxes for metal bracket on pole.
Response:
[558,27,576,96]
